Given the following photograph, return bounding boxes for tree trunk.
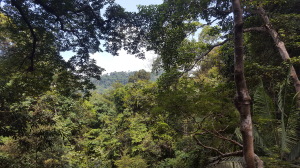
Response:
[232,0,256,167]
[257,6,300,107]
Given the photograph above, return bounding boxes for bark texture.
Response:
[232,0,256,167]
[257,6,300,107]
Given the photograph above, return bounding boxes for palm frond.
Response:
[253,80,275,118]
[278,76,300,159]
[235,126,267,152]
[285,106,300,160]
[278,81,289,158]
[253,80,278,148]
[253,127,267,151]
[207,156,244,168]
[234,127,242,142]
[287,141,300,161]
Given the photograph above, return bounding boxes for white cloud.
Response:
[91,50,157,74]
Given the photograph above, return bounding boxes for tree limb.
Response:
[210,150,243,163]
[204,128,243,148]
[256,6,300,107]
[194,134,244,163]
[33,0,64,28]
[193,135,224,155]
[206,7,233,16]
[11,0,37,71]
[244,27,267,32]
[195,39,228,61]
[183,39,229,74]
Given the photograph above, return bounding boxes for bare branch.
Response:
[222,150,243,157]
[195,39,228,62]
[244,27,267,32]
[182,39,229,74]
[193,135,224,155]
[204,129,243,148]
[210,150,243,163]
[194,133,243,164]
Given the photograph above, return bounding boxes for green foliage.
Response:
[128,69,151,83]
[158,150,201,168]
[198,26,221,45]
[92,71,136,91]
[1,0,300,167]
[91,70,160,93]
[115,155,148,168]
[207,157,244,168]
[252,79,300,165]
[0,91,96,167]
[0,0,143,71]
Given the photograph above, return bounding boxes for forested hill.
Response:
[91,70,162,92]
[92,71,135,91]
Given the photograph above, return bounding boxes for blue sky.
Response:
[64,0,163,74]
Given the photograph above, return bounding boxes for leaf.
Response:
[287,141,300,160]
[207,157,244,168]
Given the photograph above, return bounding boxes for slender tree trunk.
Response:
[257,6,300,107]
[232,0,256,167]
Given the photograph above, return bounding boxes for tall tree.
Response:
[135,0,272,167]
[245,3,300,107]
[0,0,141,75]
[232,0,255,167]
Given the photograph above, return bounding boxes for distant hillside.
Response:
[91,70,162,93]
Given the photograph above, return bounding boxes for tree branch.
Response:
[33,0,71,32]
[195,39,228,61]
[11,0,37,71]
[256,6,300,107]
[206,7,233,16]
[183,39,229,73]
[204,128,243,148]
[193,135,224,155]
[33,0,103,32]
[194,134,244,163]
[244,27,267,32]
[211,150,243,163]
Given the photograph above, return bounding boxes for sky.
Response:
[115,0,163,11]
[63,0,163,74]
